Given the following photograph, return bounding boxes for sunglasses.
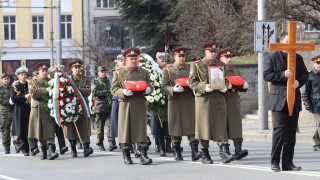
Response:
[207,49,218,53]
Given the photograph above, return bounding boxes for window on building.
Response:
[3,16,16,40]
[32,16,44,40]
[96,0,116,8]
[61,15,72,39]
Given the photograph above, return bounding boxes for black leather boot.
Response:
[108,141,117,151]
[48,144,59,160]
[234,141,248,160]
[173,144,183,161]
[201,149,213,164]
[57,135,68,154]
[140,147,153,165]
[133,143,141,158]
[158,136,166,157]
[41,147,47,160]
[4,148,10,154]
[71,145,77,157]
[83,143,93,157]
[190,141,202,161]
[21,149,29,156]
[14,145,21,153]
[165,138,173,153]
[122,149,133,165]
[147,136,152,146]
[155,137,160,152]
[98,144,106,151]
[31,148,40,156]
[219,144,235,163]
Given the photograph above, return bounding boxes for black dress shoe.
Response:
[282,164,302,171]
[22,150,29,156]
[98,145,106,151]
[15,146,21,153]
[271,164,280,172]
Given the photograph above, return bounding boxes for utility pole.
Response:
[258,0,269,130]
[56,0,62,65]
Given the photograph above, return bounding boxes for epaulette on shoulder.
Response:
[193,60,201,64]
[165,65,172,68]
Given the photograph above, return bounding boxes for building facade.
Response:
[0,0,83,75]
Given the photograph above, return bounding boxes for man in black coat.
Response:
[263,32,308,172]
[302,55,320,152]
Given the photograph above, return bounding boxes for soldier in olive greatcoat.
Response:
[218,48,249,160]
[161,47,201,161]
[189,42,235,164]
[111,47,153,165]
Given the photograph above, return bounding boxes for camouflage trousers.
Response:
[95,113,115,145]
[0,118,12,149]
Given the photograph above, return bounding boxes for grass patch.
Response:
[232,54,258,64]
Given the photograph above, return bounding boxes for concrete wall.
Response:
[236,64,258,115]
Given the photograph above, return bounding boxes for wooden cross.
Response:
[269,21,315,116]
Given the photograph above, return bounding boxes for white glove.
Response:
[243,81,249,89]
[228,83,232,89]
[123,89,133,96]
[219,86,227,93]
[9,98,14,105]
[205,84,213,92]
[173,84,184,92]
[144,86,151,94]
[25,94,29,98]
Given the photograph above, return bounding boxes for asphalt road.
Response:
[0,136,320,180]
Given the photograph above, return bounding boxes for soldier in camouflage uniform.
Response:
[0,73,14,154]
[91,66,116,151]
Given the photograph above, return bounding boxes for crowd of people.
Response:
[1,32,318,172]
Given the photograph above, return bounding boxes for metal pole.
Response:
[258,0,268,130]
[50,0,54,67]
[56,0,61,65]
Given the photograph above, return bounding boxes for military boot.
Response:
[155,137,160,152]
[83,143,93,157]
[57,134,68,154]
[133,143,141,158]
[158,136,166,157]
[71,145,77,157]
[234,141,248,160]
[47,144,59,160]
[219,144,235,163]
[108,141,117,151]
[140,147,153,165]
[122,149,133,165]
[190,141,202,161]
[21,149,29,156]
[201,149,213,164]
[147,136,152,146]
[4,148,10,154]
[98,144,106,151]
[41,147,47,160]
[173,144,183,161]
[31,148,40,156]
[165,138,173,153]
[14,145,21,153]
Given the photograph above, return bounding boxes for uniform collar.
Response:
[203,57,219,66]
[173,63,187,70]
[71,74,82,81]
[125,65,139,72]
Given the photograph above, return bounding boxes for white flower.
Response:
[157,89,160,93]
[61,110,66,117]
[161,99,165,105]
[146,96,154,103]
[154,82,160,87]
[154,95,159,101]
[59,100,64,106]
[67,98,70,102]
[159,93,163,98]
[59,88,64,91]
[60,93,64,97]
[151,90,156,96]
[48,103,53,109]
[48,99,52,104]
[68,86,73,92]
[49,90,53,96]
[150,75,156,81]
[60,77,65,82]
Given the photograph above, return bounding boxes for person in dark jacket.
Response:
[302,55,320,152]
[263,32,308,172]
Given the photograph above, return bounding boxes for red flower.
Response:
[70,96,74,101]
[64,88,68,93]
[62,98,67,103]
[92,100,95,105]
[28,95,31,100]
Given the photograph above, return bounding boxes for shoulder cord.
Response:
[12,85,21,96]
[165,68,173,86]
[194,63,207,84]
[116,71,124,89]
[31,80,38,89]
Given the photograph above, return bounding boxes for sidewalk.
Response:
[242,120,315,142]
